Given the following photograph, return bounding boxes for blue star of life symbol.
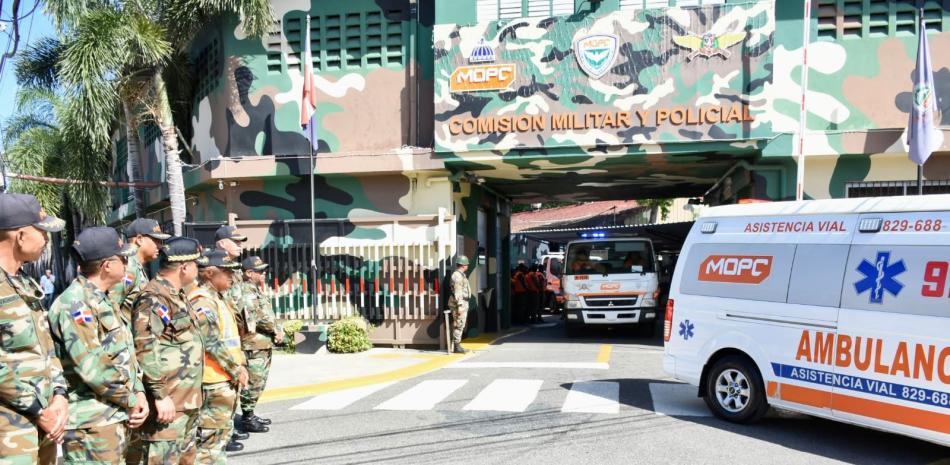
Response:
[678,319,695,340]
[854,251,906,304]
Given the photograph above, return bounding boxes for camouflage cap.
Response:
[199,249,240,269]
[241,255,268,271]
[0,192,65,232]
[159,237,202,263]
[214,225,247,242]
[73,227,135,262]
[125,218,171,240]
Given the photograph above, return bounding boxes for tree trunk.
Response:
[122,101,146,218]
[649,206,658,224]
[152,69,186,236]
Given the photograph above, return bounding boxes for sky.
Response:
[0,3,55,129]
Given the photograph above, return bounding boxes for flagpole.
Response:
[795,0,812,201]
[304,14,319,324]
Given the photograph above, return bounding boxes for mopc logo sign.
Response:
[575,34,619,79]
[699,255,772,284]
[449,64,516,92]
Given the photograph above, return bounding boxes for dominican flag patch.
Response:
[71,307,93,324]
[124,273,135,287]
[196,307,216,322]
[156,305,171,324]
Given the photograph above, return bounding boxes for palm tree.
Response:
[45,0,274,235]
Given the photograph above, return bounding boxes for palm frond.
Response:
[14,38,65,90]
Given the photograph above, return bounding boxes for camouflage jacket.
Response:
[0,268,67,421]
[131,277,203,412]
[109,254,149,327]
[240,280,278,350]
[227,273,257,341]
[48,275,143,429]
[187,283,245,382]
[449,270,471,306]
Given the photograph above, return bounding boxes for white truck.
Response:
[561,238,660,335]
[664,195,950,447]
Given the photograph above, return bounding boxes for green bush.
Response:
[280,320,305,353]
[327,316,372,353]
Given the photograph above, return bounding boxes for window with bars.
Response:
[140,123,161,148]
[619,0,724,10]
[476,0,574,21]
[275,9,404,74]
[266,20,283,73]
[112,138,131,208]
[816,0,948,40]
[193,38,221,100]
[846,180,950,197]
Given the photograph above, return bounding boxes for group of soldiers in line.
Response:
[0,192,282,464]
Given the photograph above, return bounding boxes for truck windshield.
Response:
[565,241,654,275]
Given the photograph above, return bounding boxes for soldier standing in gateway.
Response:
[238,256,283,429]
[213,225,269,433]
[449,256,472,354]
[47,227,150,464]
[189,249,249,462]
[111,219,170,327]
[127,237,204,465]
[0,193,69,465]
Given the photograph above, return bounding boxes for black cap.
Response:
[73,227,135,262]
[241,256,268,271]
[159,237,202,263]
[199,249,240,269]
[0,193,65,232]
[125,218,171,240]
[214,225,247,242]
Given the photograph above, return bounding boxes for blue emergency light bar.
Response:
[579,231,607,239]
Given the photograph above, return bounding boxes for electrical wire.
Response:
[0,0,39,22]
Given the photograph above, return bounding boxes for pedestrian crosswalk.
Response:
[288,379,711,417]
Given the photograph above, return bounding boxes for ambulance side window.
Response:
[787,244,850,308]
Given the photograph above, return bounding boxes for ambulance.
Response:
[664,195,950,447]
[562,238,660,335]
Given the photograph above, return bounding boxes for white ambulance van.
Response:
[562,238,660,335]
[664,195,950,447]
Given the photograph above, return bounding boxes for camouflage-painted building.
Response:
[107,0,950,340]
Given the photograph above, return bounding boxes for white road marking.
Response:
[290,382,398,411]
[561,381,620,414]
[463,379,544,412]
[375,380,468,411]
[649,382,711,417]
[448,362,609,370]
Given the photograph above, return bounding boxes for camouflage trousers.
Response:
[0,410,57,465]
[197,382,237,465]
[449,301,469,345]
[125,409,199,465]
[62,421,127,464]
[240,350,272,415]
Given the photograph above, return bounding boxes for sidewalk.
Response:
[259,327,529,404]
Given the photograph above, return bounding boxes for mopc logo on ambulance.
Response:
[698,255,772,284]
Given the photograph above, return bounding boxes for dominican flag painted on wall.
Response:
[906,13,942,166]
[301,15,319,151]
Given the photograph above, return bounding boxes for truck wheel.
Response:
[703,355,769,423]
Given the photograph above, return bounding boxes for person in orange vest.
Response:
[528,265,546,323]
[511,263,528,324]
[524,265,543,324]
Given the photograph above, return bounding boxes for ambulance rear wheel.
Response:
[704,355,768,423]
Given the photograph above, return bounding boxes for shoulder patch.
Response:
[196,306,216,321]
[72,306,93,324]
[155,304,171,323]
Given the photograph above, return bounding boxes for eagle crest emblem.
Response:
[672,31,746,60]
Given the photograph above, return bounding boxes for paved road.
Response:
[231,318,949,465]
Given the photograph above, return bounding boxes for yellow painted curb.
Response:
[259,353,467,404]
[259,327,528,404]
[596,344,613,364]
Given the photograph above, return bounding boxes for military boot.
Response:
[241,415,270,433]
[453,344,470,354]
[226,439,244,452]
[232,430,250,440]
[246,413,272,425]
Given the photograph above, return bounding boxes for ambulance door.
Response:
[836,211,950,444]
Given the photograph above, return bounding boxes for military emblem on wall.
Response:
[673,31,746,60]
[574,34,619,78]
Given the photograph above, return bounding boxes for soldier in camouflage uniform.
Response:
[188,249,249,462]
[47,227,149,464]
[238,256,283,428]
[0,193,69,465]
[110,219,170,327]
[448,256,472,354]
[213,226,269,433]
[126,237,204,465]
